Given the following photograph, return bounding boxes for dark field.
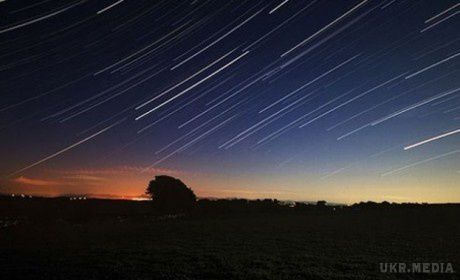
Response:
[1,198,459,280]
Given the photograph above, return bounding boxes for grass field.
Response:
[1,199,459,279]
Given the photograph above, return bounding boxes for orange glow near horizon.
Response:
[2,164,459,204]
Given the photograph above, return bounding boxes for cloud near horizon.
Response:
[12,176,62,186]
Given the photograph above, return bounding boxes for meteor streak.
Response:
[171,7,264,70]
[260,54,360,113]
[421,10,460,33]
[135,48,238,110]
[8,119,125,177]
[136,51,249,120]
[143,115,237,168]
[220,93,311,149]
[0,0,86,34]
[281,0,368,57]
[371,87,460,126]
[404,129,460,150]
[381,149,460,177]
[97,0,124,14]
[424,3,460,23]
[405,52,460,79]
[269,0,289,15]
[155,102,243,154]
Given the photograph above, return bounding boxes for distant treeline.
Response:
[1,194,458,219]
[1,194,456,208]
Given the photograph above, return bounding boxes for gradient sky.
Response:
[0,0,459,203]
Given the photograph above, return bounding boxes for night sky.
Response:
[1,0,459,203]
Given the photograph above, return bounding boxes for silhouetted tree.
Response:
[146,175,196,213]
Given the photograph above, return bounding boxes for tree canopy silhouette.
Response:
[146,175,196,212]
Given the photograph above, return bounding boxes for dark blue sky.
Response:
[0,0,459,202]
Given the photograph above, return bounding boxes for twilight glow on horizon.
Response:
[0,0,459,203]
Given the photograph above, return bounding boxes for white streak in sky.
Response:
[371,87,460,126]
[412,37,460,61]
[97,0,124,14]
[256,88,355,146]
[94,22,189,75]
[155,102,242,154]
[281,0,368,57]
[269,0,289,14]
[136,51,249,120]
[320,167,348,180]
[220,93,311,149]
[424,3,460,23]
[179,75,261,128]
[45,65,158,121]
[381,149,460,177]
[336,123,371,140]
[206,60,281,106]
[244,1,316,51]
[173,4,257,61]
[9,0,51,13]
[0,0,86,34]
[444,105,460,113]
[404,129,460,150]
[260,54,360,113]
[143,115,236,169]
[298,88,357,128]
[8,118,125,177]
[421,10,460,33]
[280,8,373,69]
[60,67,166,122]
[300,72,405,128]
[325,72,409,130]
[1,73,91,113]
[135,47,238,110]
[171,6,264,70]
[431,94,460,107]
[405,52,460,79]
[135,79,234,133]
[380,0,397,10]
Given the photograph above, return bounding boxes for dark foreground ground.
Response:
[0,198,459,280]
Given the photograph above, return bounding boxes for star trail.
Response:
[0,0,459,203]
